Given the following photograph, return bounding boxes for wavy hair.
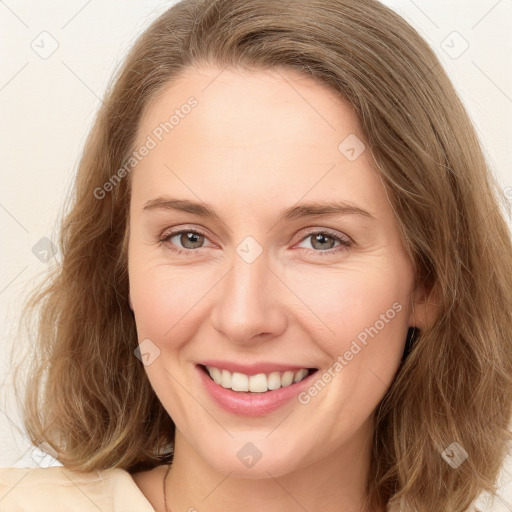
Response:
[11,0,512,510]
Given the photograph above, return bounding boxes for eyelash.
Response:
[158,227,353,257]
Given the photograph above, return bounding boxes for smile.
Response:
[202,364,315,393]
[197,364,319,416]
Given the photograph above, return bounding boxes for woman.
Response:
[2,0,511,511]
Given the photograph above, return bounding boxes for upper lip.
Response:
[198,360,317,376]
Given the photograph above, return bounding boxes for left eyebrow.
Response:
[281,200,376,221]
[142,197,376,222]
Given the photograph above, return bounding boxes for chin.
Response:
[201,440,308,479]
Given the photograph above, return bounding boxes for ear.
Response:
[407,280,440,330]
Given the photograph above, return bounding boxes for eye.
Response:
[159,228,214,254]
[295,229,352,256]
[158,227,353,257]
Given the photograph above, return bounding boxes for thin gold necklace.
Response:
[163,463,172,512]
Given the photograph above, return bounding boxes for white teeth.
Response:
[205,366,312,393]
[231,372,249,392]
[220,369,231,389]
[293,368,308,382]
[281,371,294,387]
[267,371,281,390]
[248,373,267,392]
[210,367,222,385]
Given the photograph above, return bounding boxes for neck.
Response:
[165,418,385,512]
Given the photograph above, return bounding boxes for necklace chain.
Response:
[163,463,172,512]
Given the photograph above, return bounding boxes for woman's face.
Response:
[128,65,430,478]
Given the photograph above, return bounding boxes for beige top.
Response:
[0,466,155,511]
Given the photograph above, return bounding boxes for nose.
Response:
[209,249,288,346]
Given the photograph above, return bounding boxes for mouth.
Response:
[197,363,319,394]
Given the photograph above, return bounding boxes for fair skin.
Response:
[127,65,436,512]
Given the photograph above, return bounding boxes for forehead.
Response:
[136,64,363,155]
[131,65,386,218]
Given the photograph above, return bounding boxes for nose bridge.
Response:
[210,241,287,343]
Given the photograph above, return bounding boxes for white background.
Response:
[1,0,511,509]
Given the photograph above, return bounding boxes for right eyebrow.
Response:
[143,198,222,221]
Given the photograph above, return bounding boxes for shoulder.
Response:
[0,465,155,512]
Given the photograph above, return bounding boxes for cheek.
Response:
[291,261,412,429]
[289,258,412,359]
[128,257,217,343]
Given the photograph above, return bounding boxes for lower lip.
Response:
[196,365,318,417]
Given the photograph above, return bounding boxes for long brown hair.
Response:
[11,1,512,510]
